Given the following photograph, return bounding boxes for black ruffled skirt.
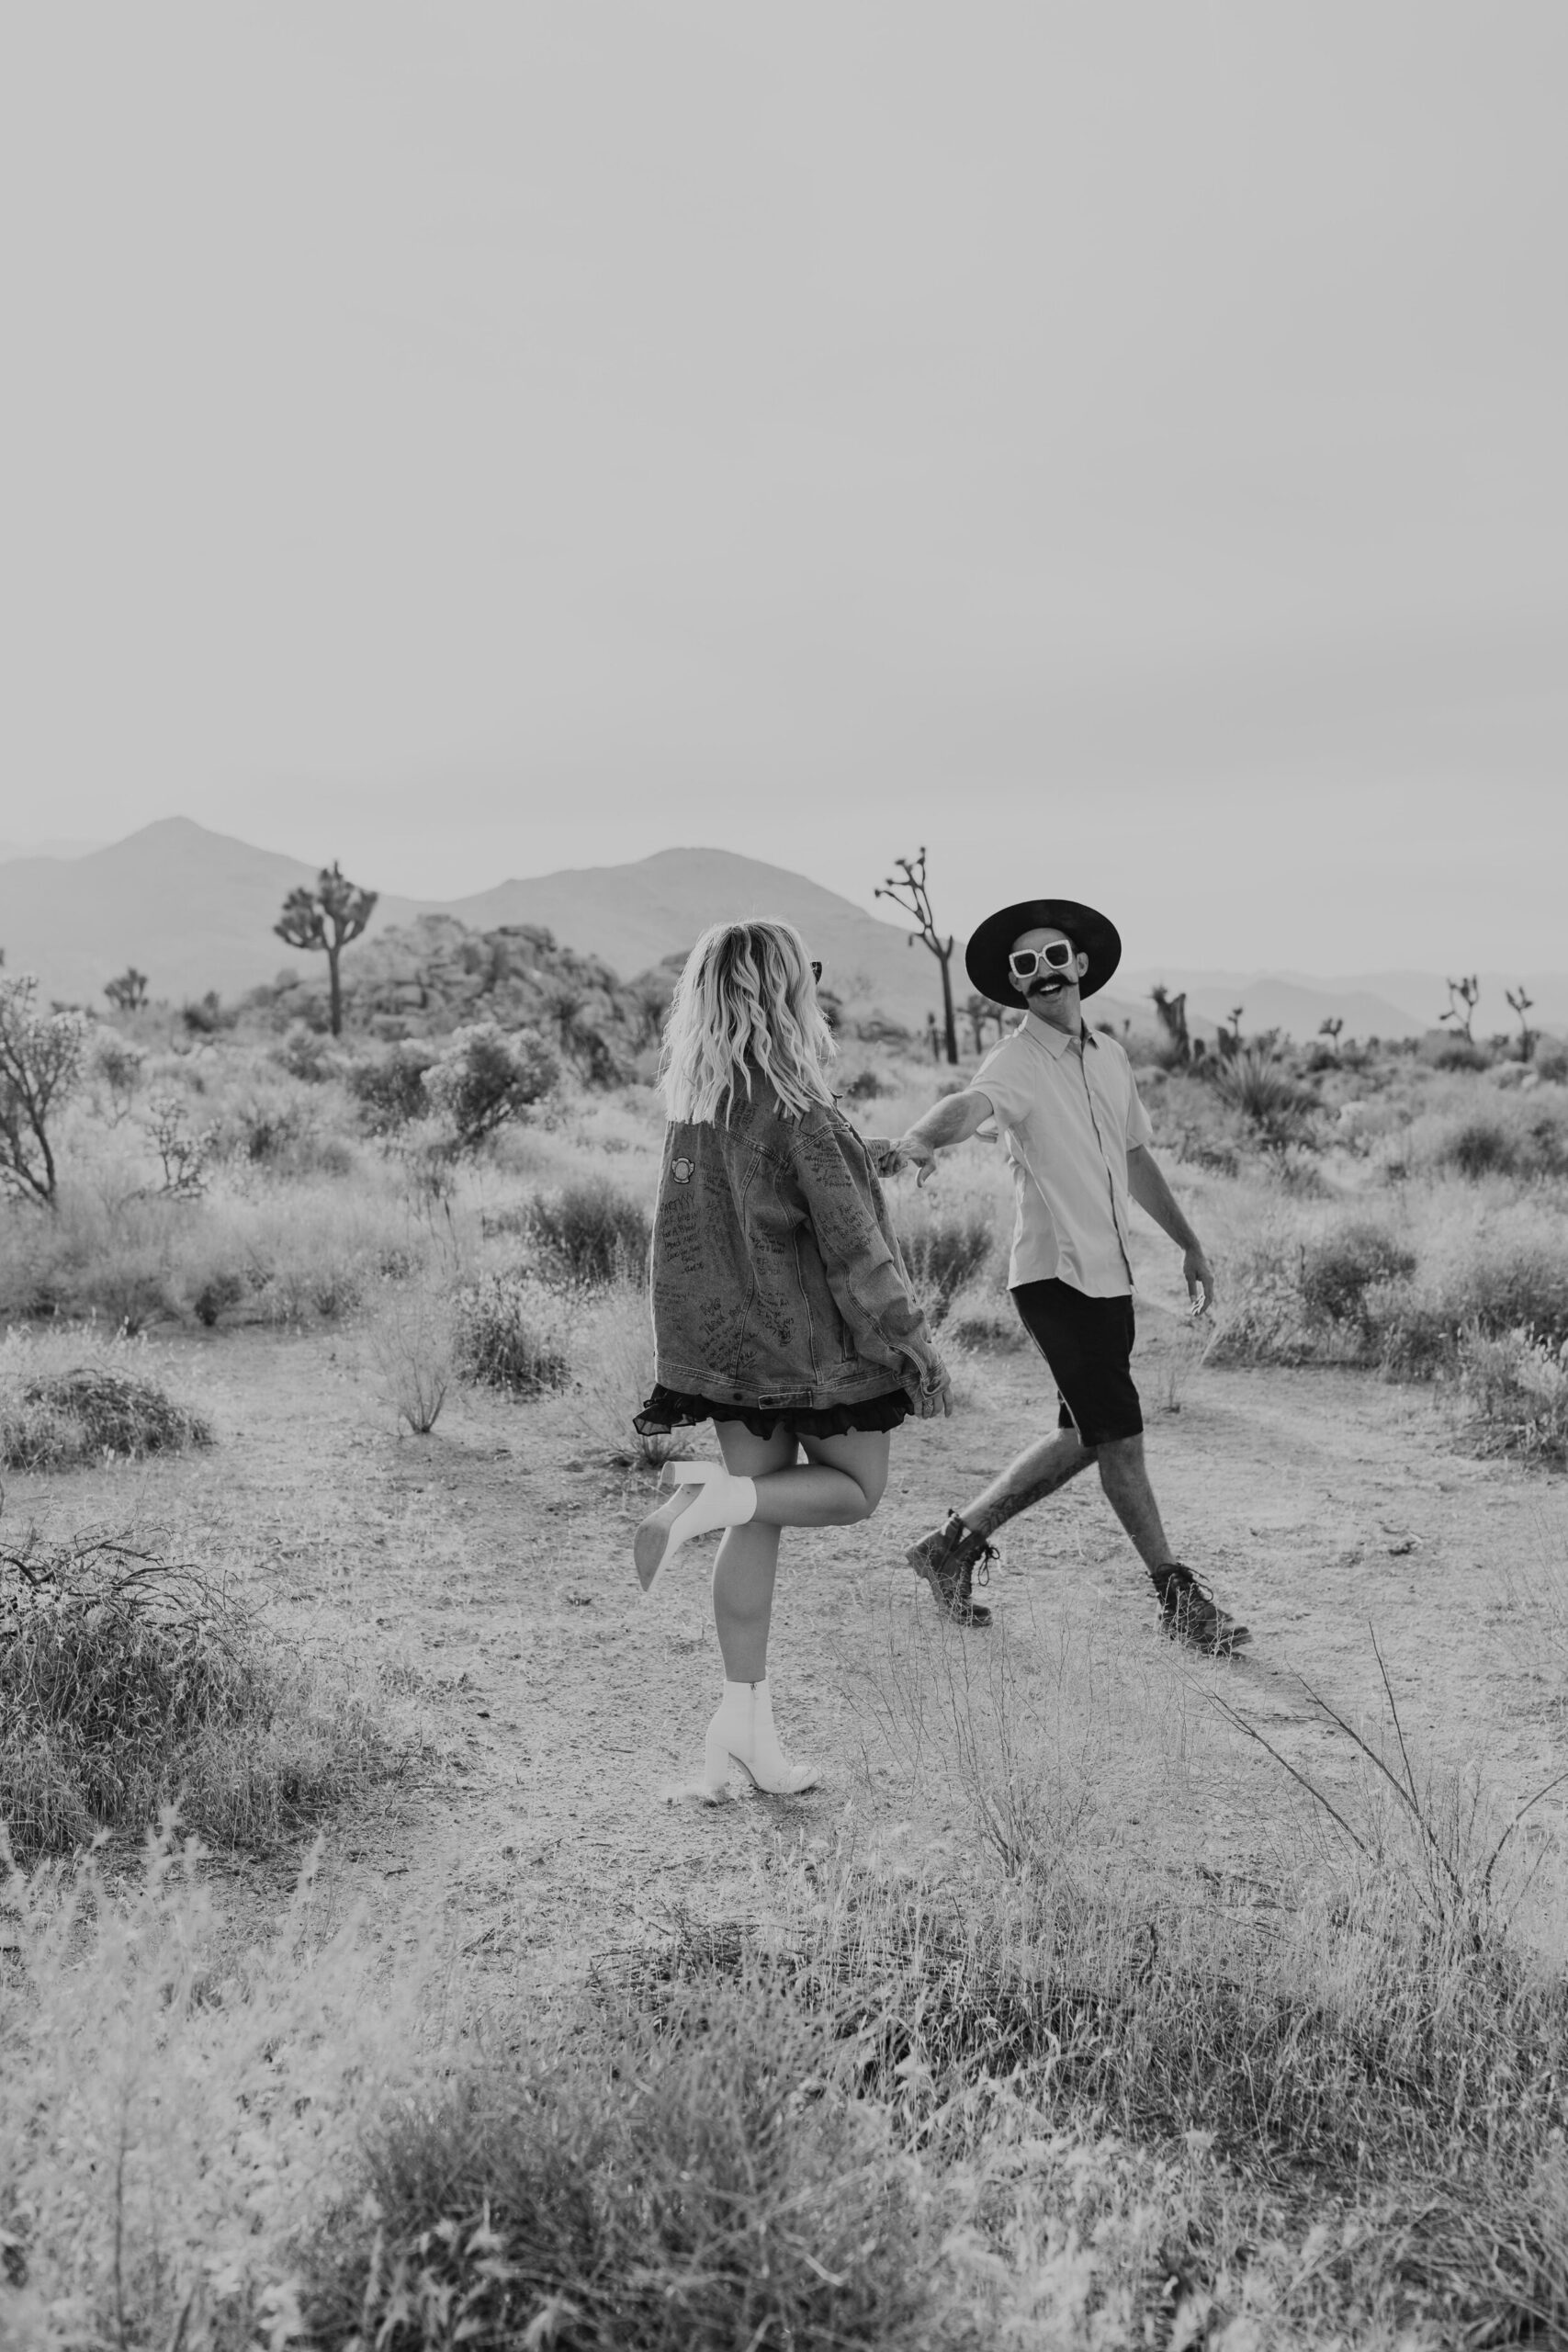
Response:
[635,1382,911,1442]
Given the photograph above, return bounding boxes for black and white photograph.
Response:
[3,6,1566,2344]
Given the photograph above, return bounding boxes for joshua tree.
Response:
[104,967,149,1013]
[1505,986,1536,1061]
[875,848,958,1065]
[1439,974,1480,1044]
[1318,1015,1344,1054]
[1150,985,1190,1062]
[274,862,378,1038]
[963,992,1008,1055]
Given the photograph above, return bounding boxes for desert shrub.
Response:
[896,1202,996,1316]
[1439,1117,1519,1179]
[1420,1030,1491,1071]
[368,1277,454,1433]
[1371,1234,1568,1377]
[1209,1046,1318,1143]
[273,1023,336,1082]
[1536,1040,1568,1083]
[305,1977,962,2352]
[941,1276,1024,1351]
[453,1271,571,1394]
[0,1524,394,1859]
[1455,1325,1568,1464]
[1299,1221,1417,1333]
[0,1356,213,1470]
[347,1043,439,1135]
[841,1068,886,1101]
[423,1023,558,1150]
[85,1027,146,1122]
[527,1173,651,1286]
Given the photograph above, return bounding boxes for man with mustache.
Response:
[893,896,1249,1655]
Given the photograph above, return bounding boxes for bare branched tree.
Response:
[874,847,958,1065]
[274,862,378,1037]
[0,974,88,1207]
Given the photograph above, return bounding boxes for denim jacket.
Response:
[649,1088,946,1411]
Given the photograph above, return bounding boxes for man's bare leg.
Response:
[957,1426,1094,1537]
[1091,1433,1174,1571]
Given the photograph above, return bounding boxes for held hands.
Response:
[1183,1246,1218,1318]
[895,1132,940,1188]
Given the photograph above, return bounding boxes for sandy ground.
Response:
[11,1297,1567,1981]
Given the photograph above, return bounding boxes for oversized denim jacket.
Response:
[649,1088,946,1412]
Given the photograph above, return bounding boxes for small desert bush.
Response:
[896,1198,997,1317]
[453,1269,572,1394]
[423,1022,558,1150]
[525,1171,651,1286]
[1454,1325,1568,1464]
[346,1042,439,1134]
[1208,1046,1319,1143]
[0,1329,213,1469]
[1298,1220,1417,1336]
[367,1276,455,1433]
[0,1523,396,1859]
[306,1975,969,2352]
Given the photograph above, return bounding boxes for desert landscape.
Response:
[4,842,1568,2349]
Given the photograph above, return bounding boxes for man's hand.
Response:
[1183,1246,1217,1318]
[895,1131,941,1188]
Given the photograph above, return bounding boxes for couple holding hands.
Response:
[631,896,1248,1801]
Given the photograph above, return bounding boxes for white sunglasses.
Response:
[1007,940,1080,982]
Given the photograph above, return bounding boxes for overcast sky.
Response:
[3,5,1564,967]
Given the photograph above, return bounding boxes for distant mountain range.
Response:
[0,818,1562,1040]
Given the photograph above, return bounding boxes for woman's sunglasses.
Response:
[1007,940,1079,983]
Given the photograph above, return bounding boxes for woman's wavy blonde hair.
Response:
[660,919,837,1125]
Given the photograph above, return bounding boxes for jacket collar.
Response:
[1022,1011,1096,1056]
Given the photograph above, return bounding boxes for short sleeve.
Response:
[1125,1067,1155,1148]
[973,1035,1036,1133]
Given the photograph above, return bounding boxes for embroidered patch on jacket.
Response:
[671,1155,695,1185]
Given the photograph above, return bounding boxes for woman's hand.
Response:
[916,1372,954,1419]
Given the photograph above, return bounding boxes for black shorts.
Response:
[1010,1278,1143,1448]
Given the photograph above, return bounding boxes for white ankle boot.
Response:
[633,1465,757,1593]
[703,1679,820,1797]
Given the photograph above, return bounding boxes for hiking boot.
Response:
[1152,1563,1250,1656]
[907,1512,995,1628]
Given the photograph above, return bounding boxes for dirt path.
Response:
[13,1321,1567,1973]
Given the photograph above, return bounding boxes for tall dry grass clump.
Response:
[0,1521,399,1859]
[0,1831,431,2350]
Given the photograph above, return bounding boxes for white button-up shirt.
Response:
[974,1013,1154,1295]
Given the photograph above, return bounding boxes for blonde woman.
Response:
[633,920,952,1797]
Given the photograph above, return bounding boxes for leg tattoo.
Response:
[962,1429,1094,1538]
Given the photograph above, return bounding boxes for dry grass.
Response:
[0,1520,401,1860]
[0,1344,213,1471]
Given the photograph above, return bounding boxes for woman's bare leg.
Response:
[709,1423,894,1679]
[711,1424,794,1680]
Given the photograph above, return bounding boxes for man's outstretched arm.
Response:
[893,1088,996,1187]
[1126,1143,1217,1315]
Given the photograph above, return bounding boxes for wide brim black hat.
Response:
[964,898,1122,1006]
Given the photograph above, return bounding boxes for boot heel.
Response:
[702,1727,735,1795]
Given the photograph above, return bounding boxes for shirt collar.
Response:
[1022,1011,1096,1056]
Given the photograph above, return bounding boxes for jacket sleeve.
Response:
[788,1114,947,1401]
